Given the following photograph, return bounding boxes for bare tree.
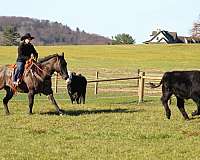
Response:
[191,15,200,37]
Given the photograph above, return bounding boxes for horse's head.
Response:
[55,53,69,80]
[38,53,69,80]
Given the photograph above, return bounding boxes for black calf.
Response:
[67,72,87,104]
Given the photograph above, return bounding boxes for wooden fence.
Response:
[53,70,163,103]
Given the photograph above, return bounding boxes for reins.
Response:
[32,62,51,77]
[26,60,51,77]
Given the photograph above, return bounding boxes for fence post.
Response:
[94,71,99,94]
[138,71,145,103]
[54,72,58,93]
[137,69,140,87]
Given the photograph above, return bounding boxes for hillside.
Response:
[0,16,111,45]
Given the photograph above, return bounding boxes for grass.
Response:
[0,97,200,160]
[0,44,200,159]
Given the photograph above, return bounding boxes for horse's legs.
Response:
[47,94,63,114]
[161,86,172,119]
[176,97,189,120]
[3,86,13,115]
[28,91,35,114]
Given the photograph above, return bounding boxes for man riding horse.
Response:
[0,33,69,115]
[13,33,38,86]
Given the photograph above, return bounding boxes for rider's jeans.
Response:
[13,61,25,82]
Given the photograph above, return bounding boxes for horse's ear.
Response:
[62,52,64,57]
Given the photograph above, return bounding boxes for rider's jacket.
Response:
[16,42,38,62]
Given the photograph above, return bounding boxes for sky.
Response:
[0,0,200,43]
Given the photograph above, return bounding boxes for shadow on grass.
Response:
[111,99,155,105]
[40,108,144,116]
[110,100,138,105]
[188,116,200,121]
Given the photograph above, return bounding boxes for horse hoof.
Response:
[58,110,64,116]
[5,112,10,116]
[192,110,200,116]
[166,116,170,119]
[59,112,64,116]
[166,112,171,119]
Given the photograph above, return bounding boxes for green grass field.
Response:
[0,44,200,159]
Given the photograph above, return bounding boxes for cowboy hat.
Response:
[21,33,34,41]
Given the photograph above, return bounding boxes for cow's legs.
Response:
[191,95,200,116]
[3,86,13,115]
[47,94,63,115]
[80,95,83,104]
[69,95,74,104]
[76,97,80,104]
[161,86,172,119]
[176,97,189,120]
[76,93,81,104]
[28,91,35,114]
[82,91,86,104]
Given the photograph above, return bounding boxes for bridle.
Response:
[26,55,66,79]
[56,56,67,78]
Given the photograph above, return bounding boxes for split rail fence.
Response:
[53,70,163,103]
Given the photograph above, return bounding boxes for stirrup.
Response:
[13,81,19,86]
[11,84,18,94]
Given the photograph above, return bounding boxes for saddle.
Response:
[7,64,17,69]
[7,59,33,71]
[8,59,40,93]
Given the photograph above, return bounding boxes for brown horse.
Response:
[0,53,69,115]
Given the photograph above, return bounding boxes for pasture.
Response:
[0,44,200,159]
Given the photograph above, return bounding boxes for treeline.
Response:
[0,16,111,45]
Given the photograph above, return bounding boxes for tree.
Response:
[112,33,135,44]
[2,26,20,46]
[191,15,200,37]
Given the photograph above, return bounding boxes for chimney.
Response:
[157,28,161,33]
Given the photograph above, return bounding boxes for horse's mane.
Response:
[38,54,59,63]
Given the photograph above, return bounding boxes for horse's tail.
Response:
[0,65,7,89]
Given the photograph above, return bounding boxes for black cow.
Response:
[66,72,87,104]
[150,71,200,120]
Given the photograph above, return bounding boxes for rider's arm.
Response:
[31,45,38,60]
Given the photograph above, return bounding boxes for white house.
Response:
[144,29,200,44]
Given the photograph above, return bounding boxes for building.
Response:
[144,29,200,44]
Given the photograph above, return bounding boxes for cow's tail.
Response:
[149,78,163,88]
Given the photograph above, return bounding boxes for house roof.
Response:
[178,36,200,43]
[161,31,177,42]
[151,31,157,36]
[144,29,200,44]
[144,30,177,44]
